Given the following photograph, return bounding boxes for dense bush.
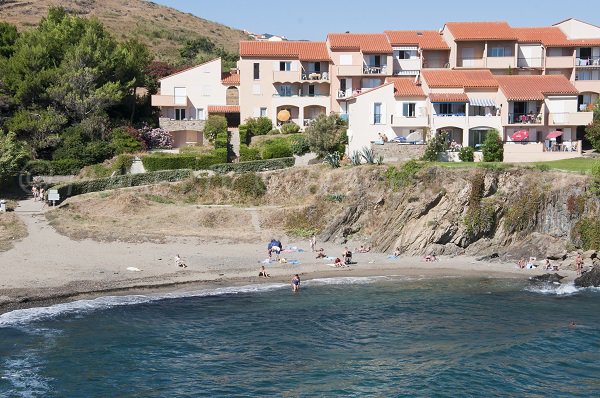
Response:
[232,173,266,198]
[481,129,504,162]
[384,160,424,190]
[280,123,301,135]
[53,126,114,165]
[238,124,250,145]
[458,146,475,162]
[1,131,31,182]
[26,159,82,176]
[246,117,273,136]
[56,169,193,201]
[261,138,293,159]
[210,158,295,173]
[214,130,230,150]
[305,114,347,157]
[290,134,310,156]
[140,126,173,149]
[204,115,227,143]
[239,145,261,162]
[422,131,448,161]
[196,148,228,169]
[110,126,146,154]
[142,154,197,171]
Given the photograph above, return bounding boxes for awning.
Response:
[208,105,240,114]
[469,98,496,107]
[430,93,469,103]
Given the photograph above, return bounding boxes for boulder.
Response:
[529,273,565,284]
[574,266,600,287]
[583,250,597,260]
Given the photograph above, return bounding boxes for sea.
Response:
[1,276,599,397]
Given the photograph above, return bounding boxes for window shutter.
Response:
[253,108,260,117]
[380,103,387,124]
[402,103,409,116]
[291,61,298,71]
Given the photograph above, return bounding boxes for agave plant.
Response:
[323,151,341,168]
[361,146,375,164]
[376,155,385,165]
[350,151,362,165]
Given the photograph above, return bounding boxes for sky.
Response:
[150,0,600,41]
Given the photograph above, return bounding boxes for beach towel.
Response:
[324,256,337,261]
[386,255,400,259]
[126,267,142,272]
[288,260,301,265]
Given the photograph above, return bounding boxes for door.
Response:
[513,102,525,123]
[462,48,474,67]
[308,85,315,97]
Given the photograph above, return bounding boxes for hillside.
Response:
[0,0,249,62]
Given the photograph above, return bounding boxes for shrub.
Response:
[214,130,230,149]
[246,117,273,136]
[481,129,504,162]
[26,159,82,176]
[326,192,344,202]
[590,160,600,195]
[572,217,600,250]
[140,126,173,149]
[204,115,228,143]
[361,146,375,164]
[232,173,266,198]
[56,169,193,202]
[261,139,293,159]
[268,128,280,135]
[280,123,300,134]
[110,126,146,155]
[384,160,424,190]
[350,151,362,165]
[238,124,250,145]
[323,152,341,168]
[422,131,448,161]
[239,145,261,162]
[458,146,475,162]
[210,158,295,173]
[142,154,197,171]
[305,114,347,157]
[290,134,310,156]
[585,121,600,152]
[196,148,228,169]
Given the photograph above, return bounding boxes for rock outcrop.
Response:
[529,273,565,284]
[574,266,600,287]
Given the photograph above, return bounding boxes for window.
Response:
[362,78,382,89]
[175,108,186,120]
[197,108,205,120]
[439,103,452,115]
[313,62,321,72]
[396,50,417,59]
[489,47,511,57]
[260,107,267,117]
[278,85,292,96]
[576,70,593,80]
[469,129,489,147]
[279,61,291,71]
[373,102,382,124]
[253,63,260,80]
[308,85,316,96]
[402,103,416,117]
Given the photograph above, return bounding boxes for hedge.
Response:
[26,159,83,176]
[55,169,193,201]
[210,157,295,173]
[196,148,228,169]
[142,154,197,172]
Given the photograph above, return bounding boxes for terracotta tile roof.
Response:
[495,75,579,101]
[445,22,517,41]
[513,27,573,47]
[569,38,600,46]
[221,72,240,85]
[327,33,392,53]
[429,93,469,102]
[421,69,498,88]
[239,41,330,61]
[384,30,450,50]
[208,105,240,113]
[386,77,426,97]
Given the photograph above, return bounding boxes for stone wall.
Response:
[371,143,426,162]
[159,118,205,132]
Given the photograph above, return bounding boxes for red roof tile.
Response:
[386,77,426,97]
[429,93,469,102]
[445,22,517,41]
[208,105,240,113]
[421,69,498,88]
[327,33,392,53]
[513,27,573,47]
[384,30,449,50]
[221,72,240,85]
[569,38,600,46]
[239,41,330,61]
[495,75,579,101]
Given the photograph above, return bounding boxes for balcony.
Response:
[469,115,502,130]
[301,71,330,81]
[457,58,485,68]
[391,115,428,127]
[485,56,515,69]
[395,59,421,73]
[336,65,363,76]
[507,113,543,125]
[362,64,389,75]
[152,95,185,107]
[158,117,205,132]
[432,114,467,129]
[548,112,593,126]
[576,57,600,67]
[272,93,329,108]
[517,57,543,68]
[546,56,574,69]
[272,70,301,82]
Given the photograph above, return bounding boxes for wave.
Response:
[524,282,600,296]
[0,276,397,328]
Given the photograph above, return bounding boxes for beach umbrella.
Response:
[277,109,290,122]
[511,129,529,141]
[546,130,563,139]
[406,131,423,142]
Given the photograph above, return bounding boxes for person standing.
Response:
[310,234,317,252]
[291,274,300,293]
[575,253,584,275]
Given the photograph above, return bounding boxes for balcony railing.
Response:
[576,56,600,66]
[517,57,543,68]
[458,57,485,68]
[508,113,542,124]
[548,111,593,126]
[362,65,388,74]
[301,71,330,81]
[422,59,450,69]
[273,93,328,97]
[337,89,362,99]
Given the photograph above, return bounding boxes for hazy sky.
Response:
[150,0,600,41]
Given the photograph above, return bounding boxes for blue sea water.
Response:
[1,276,599,397]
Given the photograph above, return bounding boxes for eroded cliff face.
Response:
[264,165,598,263]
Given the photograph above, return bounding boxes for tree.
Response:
[422,130,448,161]
[481,129,504,162]
[246,117,273,136]
[305,113,347,157]
[204,115,228,143]
[585,121,600,152]
[0,131,30,183]
[6,107,67,158]
[0,22,19,58]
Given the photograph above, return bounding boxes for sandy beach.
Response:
[0,198,577,313]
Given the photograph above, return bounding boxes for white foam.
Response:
[525,282,581,296]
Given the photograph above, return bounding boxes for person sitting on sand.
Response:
[393,247,401,258]
[334,257,345,267]
[174,254,187,268]
[355,245,371,253]
[258,265,270,278]
[343,247,353,264]
[315,248,326,259]
[518,257,525,269]
[423,254,437,262]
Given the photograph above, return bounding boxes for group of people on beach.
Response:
[31,185,47,203]
[517,254,585,273]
